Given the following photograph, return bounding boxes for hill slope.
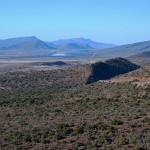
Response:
[127,51,150,65]
[94,40,150,58]
[0,61,150,150]
[86,58,140,83]
[111,65,150,86]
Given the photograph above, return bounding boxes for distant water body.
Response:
[51,53,67,57]
[51,51,88,57]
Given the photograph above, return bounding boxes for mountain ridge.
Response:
[57,42,94,51]
[0,36,149,59]
[51,37,116,49]
[0,36,116,57]
[98,40,150,57]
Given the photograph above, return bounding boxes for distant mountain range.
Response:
[51,37,116,49]
[0,36,116,57]
[0,36,149,60]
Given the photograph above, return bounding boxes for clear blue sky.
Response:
[0,0,150,45]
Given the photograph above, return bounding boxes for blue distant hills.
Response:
[51,37,116,49]
[0,36,115,56]
[0,36,149,59]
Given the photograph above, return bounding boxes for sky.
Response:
[0,0,150,45]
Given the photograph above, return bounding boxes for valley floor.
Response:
[0,58,81,73]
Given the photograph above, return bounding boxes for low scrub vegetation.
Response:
[0,63,150,149]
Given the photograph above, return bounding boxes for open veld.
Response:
[0,56,150,150]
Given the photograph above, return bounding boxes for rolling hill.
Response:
[127,51,150,65]
[95,40,150,58]
[86,57,140,83]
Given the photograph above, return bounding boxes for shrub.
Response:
[110,119,123,125]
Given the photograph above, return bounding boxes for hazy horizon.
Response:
[0,0,150,45]
[1,36,150,46]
